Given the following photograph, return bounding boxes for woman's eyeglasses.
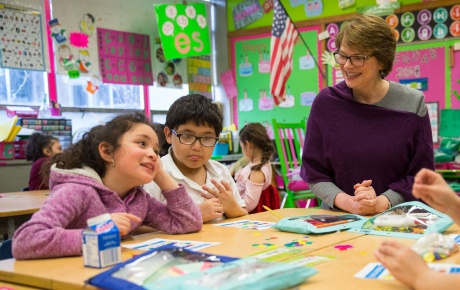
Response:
[171,129,219,147]
[333,53,372,67]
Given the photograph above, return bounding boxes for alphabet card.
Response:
[154,3,210,60]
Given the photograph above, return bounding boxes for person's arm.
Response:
[241,169,266,212]
[413,168,460,225]
[12,186,87,259]
[375,240,460,290]
[144,184,202,234]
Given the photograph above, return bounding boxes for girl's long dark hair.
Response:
[239,123,274,171]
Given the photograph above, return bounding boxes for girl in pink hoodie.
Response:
[13,113,202,259]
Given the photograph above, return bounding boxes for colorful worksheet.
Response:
[251,248,332,266]
[123,238,220,251]
[355,262,460,280]
[214,220,275,230]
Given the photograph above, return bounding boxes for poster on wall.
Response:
[386,47,445,109]
[187,55,212,99]
[231,26,322,129]
[384,5,460,43]
[97,28,153,85]
[451,49,460,109]
[426,102,439,143]
[0,4,45,71]
[154,3,210,60]
[153,42,187,88]
[232,0,264,30]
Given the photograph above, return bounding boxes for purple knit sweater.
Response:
[13,166,202,260]
[300,81,434,206]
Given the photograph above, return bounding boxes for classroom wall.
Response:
[0,0,234,135]
[227,0,460,139]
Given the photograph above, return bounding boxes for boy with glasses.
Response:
[144,94,248,222]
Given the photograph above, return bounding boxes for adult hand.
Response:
[374,240,430,288]
[350,195,389,215]
[198,197,223,222]
[353,180,377,201]
[110,213,142,235]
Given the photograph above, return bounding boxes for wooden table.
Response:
[0,208,458,289]
[0,190,49,239]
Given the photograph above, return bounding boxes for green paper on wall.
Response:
[154,3,210,60]
[440,109,460,137]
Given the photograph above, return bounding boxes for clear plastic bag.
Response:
[412,233,459,262]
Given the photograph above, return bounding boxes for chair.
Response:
[0,239,13,260]
[249,184,281,214]
[272,118,319,208]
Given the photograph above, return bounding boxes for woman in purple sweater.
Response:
[13,113,202,260]
[300,15,434,215]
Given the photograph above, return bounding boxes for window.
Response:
[0,68,47,106]
[56,75,143,109]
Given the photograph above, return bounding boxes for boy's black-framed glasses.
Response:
[333,53,372,67]
[171,129,219,147]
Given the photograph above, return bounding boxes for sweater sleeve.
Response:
[388,113,434,202]
[300,96,334,185]
[143,184,202,234]
[12,187,87,260]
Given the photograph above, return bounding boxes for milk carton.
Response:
[82,213,121,268]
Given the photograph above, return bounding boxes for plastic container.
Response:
[0,140,28,160]
[212,143,229,157]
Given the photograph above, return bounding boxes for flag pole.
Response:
[277,0,325,78]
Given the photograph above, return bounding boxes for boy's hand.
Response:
[198,196,223,222]
[110,213,142,235]
[202,179,239,213]
[202,179,248,217]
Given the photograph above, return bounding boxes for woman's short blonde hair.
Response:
[335,14,396,77]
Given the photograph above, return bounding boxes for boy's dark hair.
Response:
[165,94,223,136]
[26,133,59,162]
[42,112,151,182]
[151,122,170,157]
[239,122,275,171]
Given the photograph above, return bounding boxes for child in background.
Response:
[374,168,460,289]
[235,123,275,213]
[151,122,170,157]
[26,133,62,190]
[13,113,202,260]
[144,94,248,222]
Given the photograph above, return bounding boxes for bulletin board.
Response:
[386,46,446,109]
[51,0,160,80]
[231,25,323,131]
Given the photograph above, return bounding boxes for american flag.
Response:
[270,0,299,105]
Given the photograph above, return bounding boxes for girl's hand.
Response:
[374,240,430,288]
[110,213,142,235]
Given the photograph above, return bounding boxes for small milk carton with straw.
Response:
[82,213,121,268]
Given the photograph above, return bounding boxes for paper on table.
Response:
[355,262,460,280]
[123,238,220,252]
